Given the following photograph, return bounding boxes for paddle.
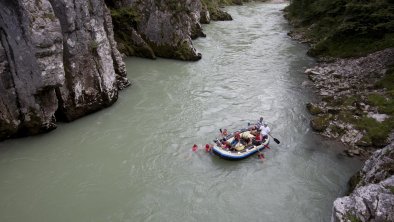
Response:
[268,133,280,144]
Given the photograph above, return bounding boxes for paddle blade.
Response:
[274,138,280,144]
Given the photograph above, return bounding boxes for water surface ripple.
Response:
[0,3,361,222]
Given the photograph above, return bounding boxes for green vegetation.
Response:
[42,12,56,21]
[306,102,323,115]
[360,65,394,146]
[375,66,394,91]
[310,114,330,132]
[388,186,394,194]
[367,93,394,115]
[286,0,394,57]
[109,7,141,55]
[334,91,394,147]
[89,40,99,55]
[348,171,361,193]
[345,213,362,222]
[337,110,393,147]
[356,116,394,147]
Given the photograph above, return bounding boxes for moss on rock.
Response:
[110,7,141,56]
[310,115,330,132]
[348,171,361,194]
[306,102,323,115]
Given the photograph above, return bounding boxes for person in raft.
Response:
[220,132,244,151]
[221,129,229,137]
[252,128,263,145]
[248,117,265,131]
[240,131,254,146]
[232,132,246,151]
[260,123,271,141]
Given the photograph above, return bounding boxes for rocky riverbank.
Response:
[284,1,394,220]
[304,48,394,158]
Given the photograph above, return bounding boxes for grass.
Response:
[367,93,394,115]
[336,95,394,147]
[355,116,394,147]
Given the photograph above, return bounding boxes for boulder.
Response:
[306,102,323,115]
[332,144,394,222]
[310,115,330,132]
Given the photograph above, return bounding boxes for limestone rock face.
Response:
[0,0,129,140]
[0,0,63,138]
[49,0,129,121]
[111,0,204,61]
[331,144,394,222]
[332,176,394,222]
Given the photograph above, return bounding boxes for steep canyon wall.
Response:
[0,0,130,141]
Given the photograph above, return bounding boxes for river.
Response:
[0,2,361,222]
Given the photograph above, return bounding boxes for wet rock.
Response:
[332,144,394,222]
[200,3,210,24]
[345,148,361,157]
[211,9,233,21]
[306,102,323,115]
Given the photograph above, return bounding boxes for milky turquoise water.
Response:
[0,2,361,222]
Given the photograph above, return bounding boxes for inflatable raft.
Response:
[212,131,270,160]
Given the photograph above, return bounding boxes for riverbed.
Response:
[0,2,361,222]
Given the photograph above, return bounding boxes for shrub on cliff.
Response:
[110,7,141,56]
[286,0,394,57]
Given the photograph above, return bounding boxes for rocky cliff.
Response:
[0,0,130,141]
[332,143,394,222]
[108,0,205,61]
